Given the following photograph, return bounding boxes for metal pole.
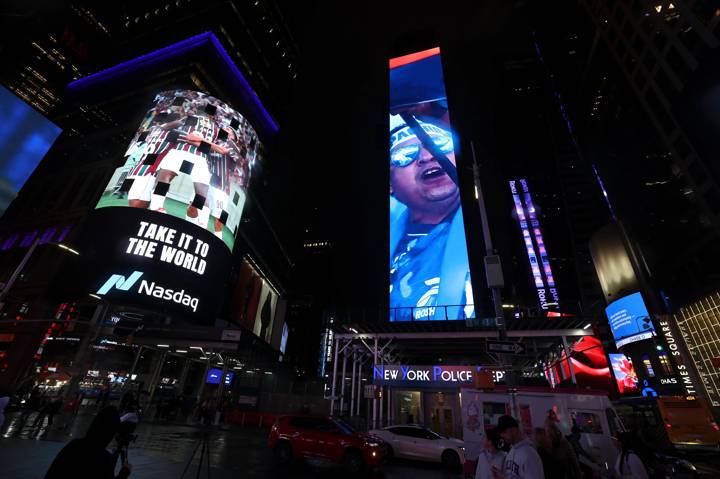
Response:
[63,303,107,400]
[330,337,340,415]
[356,361,363,416]
[471,143,505,337]
[379,346,384,427]
[373,338,378,429]
[0,237,40,304]
[196,358,211,404]
[176,357,191,395]
[561,336,577,384]
[124,345,144,391]
[147,351,167,419]
[350,349,357,417]
[340,345,348,416]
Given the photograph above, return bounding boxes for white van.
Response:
[460,386,623,473]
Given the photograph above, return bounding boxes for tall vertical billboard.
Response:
[389,48,474,321]
[0,86,62,215]
[82,90,261,321]
[509,179,559,312]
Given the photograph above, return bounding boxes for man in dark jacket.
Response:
[44,406,132,479]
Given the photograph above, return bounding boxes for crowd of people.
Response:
[473,414,658,479]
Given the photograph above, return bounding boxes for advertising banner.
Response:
[373,364,504,387]
[0,86,61,215]
[606,292,656,348]
[97,90,259,251]
[609,353,639,394]
[389,48,474,321]
[83,90,260,321]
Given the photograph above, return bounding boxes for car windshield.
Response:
[422,427,442,439]
[332,418,356,435]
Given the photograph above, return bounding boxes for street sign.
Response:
[221,329,242,342]
[486,340,525,355]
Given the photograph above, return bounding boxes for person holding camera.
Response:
[44,406,132,479]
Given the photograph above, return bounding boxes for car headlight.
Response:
[365,441,381,447]
[458,446,465,452]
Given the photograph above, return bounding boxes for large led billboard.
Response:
[389,48,474,321]
[609,353,639,394]
[97,90,259,251]
[606,292,656,348]
[82,90,260,320]
[0,86,62,215]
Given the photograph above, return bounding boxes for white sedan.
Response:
[369,425,465,468]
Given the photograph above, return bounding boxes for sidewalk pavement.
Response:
[0,437,242,479]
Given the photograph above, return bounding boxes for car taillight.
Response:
[711,422,719,431]
[665,423,672,429]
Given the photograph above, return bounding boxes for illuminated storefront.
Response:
[675,292,720,409]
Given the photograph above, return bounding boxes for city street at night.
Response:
[3,1,720,478]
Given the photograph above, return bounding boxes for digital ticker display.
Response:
[0,86,62,215]
[97,90,260,251]
[389,48,474,322]
[606,292,656,348]
[82,90,262,321]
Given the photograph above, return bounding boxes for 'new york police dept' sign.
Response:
[373,365,504,387]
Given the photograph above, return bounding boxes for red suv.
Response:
[268,415,388,472]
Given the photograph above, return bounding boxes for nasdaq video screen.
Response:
[96,90,260,251]
[0,86,62,215]
[606,292,656,348]
[389,48,474,321]
[86,90,261,320]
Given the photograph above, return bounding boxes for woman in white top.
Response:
[613,432,649,479]
[476,427,507,479]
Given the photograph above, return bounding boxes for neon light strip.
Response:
[67,31,278,134]
[510,181,544,290]
[389,47,441,69]
[521,180,558,291]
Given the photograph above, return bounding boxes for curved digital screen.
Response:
[82,90,260,320]
[389,48,474,321]
[606,292,655,348]
[97,90,260,251]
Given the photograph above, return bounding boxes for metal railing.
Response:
[388,304,474,322]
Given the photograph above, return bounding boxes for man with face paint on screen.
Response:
[389,49,474,322]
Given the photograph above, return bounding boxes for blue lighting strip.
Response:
[67,31,278,134]
[510,180,544,289]
[531,31,616,220]
[520,179,557,291]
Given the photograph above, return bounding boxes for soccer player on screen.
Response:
[148,101,230,227]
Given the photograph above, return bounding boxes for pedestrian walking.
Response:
[475,427,506,479]
[33,397,63,430]
[495,415,545,479]
[44,406,132,479]
[543,419,581,479]
[0,389,10,430]
[533,427,561,478]
[614,431,649,479]
[119,391,139,416]
[567,425,597,478]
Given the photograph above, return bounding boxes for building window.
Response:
[642,355,656,377]
[658,352,673,375]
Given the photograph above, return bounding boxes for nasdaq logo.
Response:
[97,271,144,295]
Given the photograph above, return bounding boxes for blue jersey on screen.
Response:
[389,197,473,321]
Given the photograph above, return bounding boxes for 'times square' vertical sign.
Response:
[388,48,474,322]
[509,178,559,313]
